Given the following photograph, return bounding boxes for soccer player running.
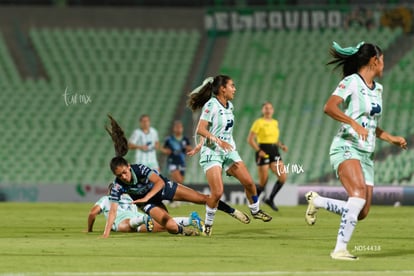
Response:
[187,75,272,236]
[305,41,407,260]
[247,101,288,211]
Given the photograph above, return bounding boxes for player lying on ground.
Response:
[87,192,204,233]
[103,114,250,238]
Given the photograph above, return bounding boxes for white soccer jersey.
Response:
[129,127,160,169]
[95,194,138,219]
[330,73,383,153]
[199,97,236,155]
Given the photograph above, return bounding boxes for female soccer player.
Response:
[305,41,407,260]
[103,115,250,238]
[87,193,204,234]
[187,75,272,236]
[161,120,192,184]
[247,102,288,211]
[128,114,160,171]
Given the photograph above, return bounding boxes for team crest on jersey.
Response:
[343,150,352,159]
[338,83,346,89]
[204,109,210,114]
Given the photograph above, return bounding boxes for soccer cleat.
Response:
[144,215,154,232]
[202,224,213,237]
[190,211,205,232]
[182,226,199,236]
[230,209,251,224]
[330,250,359,261]
[264,198,279,211]
[251,209,272,222]
[305,191,319,225]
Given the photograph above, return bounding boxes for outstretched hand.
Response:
[187,145,201,157]
[391,136,407,149]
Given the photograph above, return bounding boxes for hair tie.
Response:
[332,41,364,56]
[190,77,214,95]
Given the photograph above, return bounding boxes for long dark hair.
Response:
[187,75,231,111]
[327,43,382,78]
[105,114,129,173]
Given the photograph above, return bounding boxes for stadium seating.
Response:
[0,28,200,184]
[0,25,412,186]
[185,26,412,185]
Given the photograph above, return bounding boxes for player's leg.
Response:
[201,166,224,236]
[256,164,269,197]
[170,169,184,184]
[226,161,272,222]
[358,185,373,220]
[138,220,166,233]
[173,183,208,204]
[144,205,198,236]
[116,219,135,232]
[265,159,287,211]
[331,159,367,260]
[173,211,204,232]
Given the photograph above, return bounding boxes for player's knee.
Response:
[210,189,223,201]
[165,219,179,234]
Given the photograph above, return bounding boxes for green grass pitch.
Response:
[0,202,413,275]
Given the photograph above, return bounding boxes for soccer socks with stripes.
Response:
[334,197,366,252]
[313,196,347,215]
[205,205,217,226]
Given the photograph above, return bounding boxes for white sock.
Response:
[205,205,217,226]
[313,196,347,215]
[129,216,145,228]
[334,197,366,252]
[173,217,191,226]
[248,202,259,214]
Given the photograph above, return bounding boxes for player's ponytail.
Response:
[327,41,382,78]
[187,75,232,111]
[105,114,130,173]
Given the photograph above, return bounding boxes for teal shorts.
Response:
[329,145,375,186]
[199,151,242,173]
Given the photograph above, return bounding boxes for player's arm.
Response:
[247,130,266,158]
[247,130,260,152]
[87,205,102,232]
[376,127,407,149]
[132,173,165,204]
[277,141,288,152]
[154,141,160,151]
[102,202,118,238]
[128,131,147,151]
[324,95,368,141]
[187,136,203,156]
[160,146,172,155]
[197,119,232,151]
